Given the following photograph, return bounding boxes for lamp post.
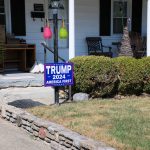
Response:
[49,0,64,105]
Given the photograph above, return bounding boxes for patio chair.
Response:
[86,37,113,57]
[129,32,146,58]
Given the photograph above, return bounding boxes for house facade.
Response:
[0,0,149,65]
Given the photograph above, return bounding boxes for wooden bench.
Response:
[0,43,5,72]
[4,44,36,71]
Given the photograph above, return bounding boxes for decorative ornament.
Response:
[59,19,68,39]
[43,19,52,39]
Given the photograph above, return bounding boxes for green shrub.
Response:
[140,57,150,93]
[70,56,150,98]
[113,57,144,95]
[70,56,119,98]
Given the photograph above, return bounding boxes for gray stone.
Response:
[10,117,16,123]
[6,112,11,117]
[26,126,33,133]
[50,141,60,150]
[45,137,51,143]
[46,132,55,140]
[32,124,40,132]
[22,125,27,129]
[22,119,31,126]
[5,115,10,120]
[12,113,17,119]
[33,130,39,137]
[73,93,89,102]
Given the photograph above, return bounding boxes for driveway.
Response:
[0,118,51,150]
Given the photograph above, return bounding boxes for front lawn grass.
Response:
[28,97,150,150]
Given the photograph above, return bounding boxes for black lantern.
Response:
[49,0,64,105]
[49,0,64,11]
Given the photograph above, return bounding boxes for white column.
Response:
[69,0,75,59]
[147,0,150,56]
[44,0,49,20]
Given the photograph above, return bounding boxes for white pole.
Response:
[69,0,75,59]
[147,0,150,56]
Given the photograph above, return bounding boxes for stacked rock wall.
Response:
[0,103,115,150]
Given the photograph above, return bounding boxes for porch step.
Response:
[4,59,20,63]
[0,72,44,89]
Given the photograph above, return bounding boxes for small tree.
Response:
[119,25,133,57]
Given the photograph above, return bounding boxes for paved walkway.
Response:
[0,71,55,107]
[0,118,51,150]
[0,87,55,107]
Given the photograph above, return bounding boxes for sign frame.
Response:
[44,63,74,87]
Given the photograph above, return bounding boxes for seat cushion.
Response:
[89,52,112,57]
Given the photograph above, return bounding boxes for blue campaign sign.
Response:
[44,63,74,87]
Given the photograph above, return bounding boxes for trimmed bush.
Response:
[113,57,144,95]
[71,56,119,98]
[70,56,150,98]
[140,57,150,93]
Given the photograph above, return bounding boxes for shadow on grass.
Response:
[8,99,45,109]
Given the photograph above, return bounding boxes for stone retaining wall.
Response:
[0,103,115,150]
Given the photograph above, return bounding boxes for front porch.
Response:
[0,0,150,72]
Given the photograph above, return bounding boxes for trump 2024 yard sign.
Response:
[44,63,74,87]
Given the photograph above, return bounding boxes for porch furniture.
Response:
[129,32,146,58]
[0,43,5,72]
[112,42,121,52]
[0,25,6,72]
[4,44,35,71]
[86,37,112,57]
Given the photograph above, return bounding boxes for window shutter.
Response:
[100,0,111,36]
[0,0,5,25]
[11,0,26,36]
[132,0,142,34]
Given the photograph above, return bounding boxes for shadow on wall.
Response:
[8,99,45,109]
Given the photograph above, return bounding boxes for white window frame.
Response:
[111,0,132,36]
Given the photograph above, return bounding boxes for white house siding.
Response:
[25,0,47,63]
[75,0,99,56]
[142,0,147,36]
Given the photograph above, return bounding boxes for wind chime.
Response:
[43,18,68,40]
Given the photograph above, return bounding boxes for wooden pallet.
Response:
[0,25,6,72]
[0,43,5,72]
[0,25,5,41]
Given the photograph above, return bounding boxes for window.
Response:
[113,0,128,34]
